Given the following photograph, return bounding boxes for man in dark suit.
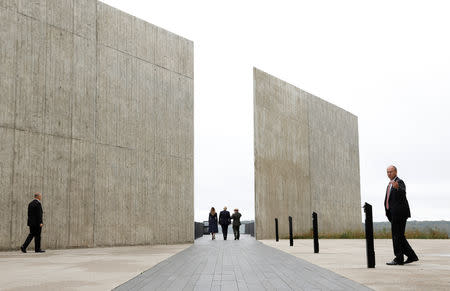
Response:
[21,193,45,253]
[231,208,242,240]
[219,206,231,240]
[384,166,418,265]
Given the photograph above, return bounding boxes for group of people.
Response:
[208,207,241,240]
[18,165,418,267]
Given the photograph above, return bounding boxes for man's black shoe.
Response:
[20,246,26,253]
[35,249,46,253]
[386,259,403,265]
[404,256,419,264]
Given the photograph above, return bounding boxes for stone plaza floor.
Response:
[3,235,448,290]
[261,238,450,291]
[0,243,190,290]
[115,235,371,290]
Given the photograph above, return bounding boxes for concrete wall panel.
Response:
[17,0,46,22]
[74,0,96,40]
[96,45,118,145]
[10,130,44,247]
[186,41,194,79]
[1,1,194,250]
[0,0,17,11]
[97,2,117,49]
[72,35,96,142]
[154,153,168,244]
[0,128,14,249]
[155,67,169,156]
[135,60,156,152]
[0,7,16,128]
[155,27,168,70]
[135,18,156,64]
[134,150,156,244]
[116,51,137,149]
[254,68,361,239]
[181,77,194,159]
[46,0,73,32]
[69,139,95,247]
[183,157,194,240]
[167,72,180,157]
[308,96,362,233]
[42,135,71,249]
[95,144,120,246]
[15,15,46,133]
[45,26,73,138]
[117,11,136,55]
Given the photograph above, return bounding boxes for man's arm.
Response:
[28,203,33,221]
[397,179,406,193]
[38,203,43,225]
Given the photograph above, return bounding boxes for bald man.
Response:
[219,207,231,240]
[384,166,418,265]
[21,193,45,253]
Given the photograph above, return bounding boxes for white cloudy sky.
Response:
[103,0,450,222]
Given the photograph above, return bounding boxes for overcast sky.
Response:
[103,0,450,222]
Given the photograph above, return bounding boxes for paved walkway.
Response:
[115,235,371,291]
[0,243,190,290]
[262,239,450,291]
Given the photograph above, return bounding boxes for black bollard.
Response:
[364,202,375,268]
[312,212,319,253]
[289,216,293,246]
[275,218,279,242]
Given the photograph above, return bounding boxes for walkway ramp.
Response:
[114,235,371,291]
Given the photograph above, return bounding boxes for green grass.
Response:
[285,227,449,239]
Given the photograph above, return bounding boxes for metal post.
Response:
[275,218,279,242]
[364,203,375,268]
[289,216,293,246]
[312,212,319,253]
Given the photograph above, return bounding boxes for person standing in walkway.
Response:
[231,208,241,240]
[208,207,218,240]
[384,165,418,265]
[219,206,231,240]
[21,193,45,253]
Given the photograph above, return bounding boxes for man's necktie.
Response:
[386,182,392,209]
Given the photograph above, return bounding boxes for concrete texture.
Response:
[261,239,450,291]
[253,68,361,239]
[115,235,371,291]
[0,243,190,291]
[0,1,194,250]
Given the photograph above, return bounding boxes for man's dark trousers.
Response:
[233,225,240,240]
[22,225,41,251]
[221,225,228,240]
[391,217,416,262]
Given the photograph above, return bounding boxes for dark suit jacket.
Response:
[219,210,231,226]
[27,199,43,227]
[384,177,411,221]
[231,212,241,227]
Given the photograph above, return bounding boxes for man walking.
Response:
[21,193,45,253]
[231,208,241,240]
[384,166,418,265]
[219,206,231,240]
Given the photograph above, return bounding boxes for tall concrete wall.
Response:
[253,68,361,240]
[0,0,193,250]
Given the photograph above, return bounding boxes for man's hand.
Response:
[40,223,43,227]
[392,181,399,189]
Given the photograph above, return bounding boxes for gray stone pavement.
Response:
[114,235,372,291]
